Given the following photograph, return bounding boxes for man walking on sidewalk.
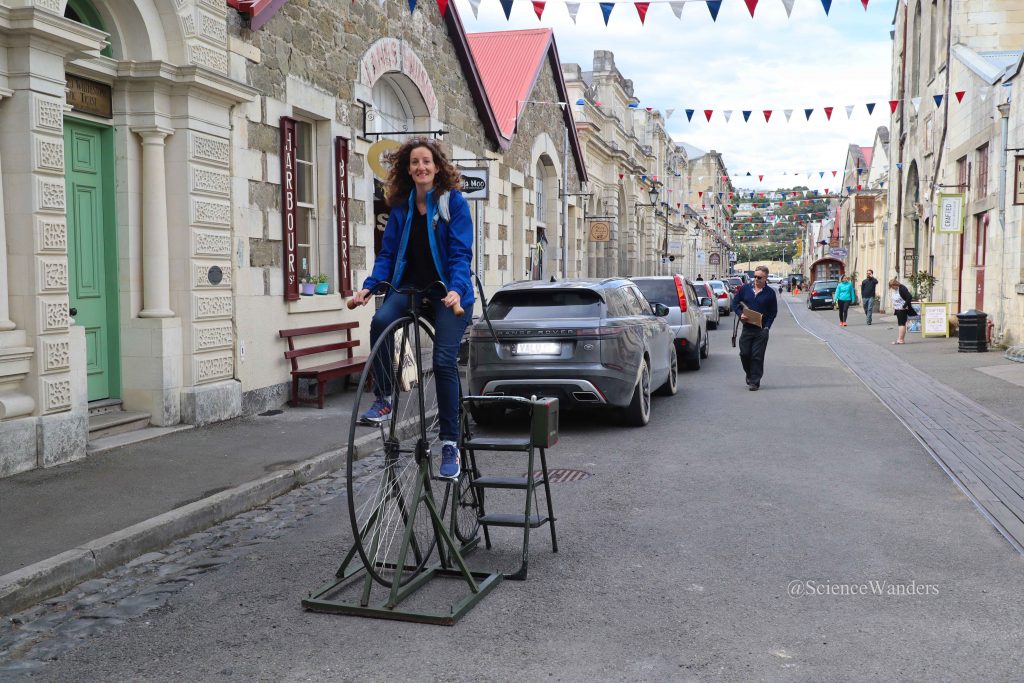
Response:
[732,265,777,391]
[861,269,878,325]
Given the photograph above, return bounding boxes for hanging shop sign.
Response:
[367,139,401,180]
[589,221,610,242]
[854,196,874,223]
[937,193,964,233]
[280,117,299,301]
[459,167,489,201]
[709,253,721,265]
[1014,156,1024,205]
[65,74,112,118]
[335,136,352,296]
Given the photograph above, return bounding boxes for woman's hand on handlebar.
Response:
[442,290,460,309]
[347,288,371,309]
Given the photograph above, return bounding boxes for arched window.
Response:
[65,0,112,58]
[371,77,413,137]
[535,159,546,223]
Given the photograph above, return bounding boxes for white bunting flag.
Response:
[784,109,793,122]
[468,0,481,17]
[665,108,675,119]
[669,1,685,19]
[723,110,733,123]
[911,96,921,112]
[845,105,855,119]
[566,2,581,22]
[780,0,795,17]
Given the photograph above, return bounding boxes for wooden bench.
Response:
[279,322,367,409]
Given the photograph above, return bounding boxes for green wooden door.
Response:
[65,119,119,401]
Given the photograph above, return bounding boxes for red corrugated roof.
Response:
[467,29,554,138]
[860,146,873,169]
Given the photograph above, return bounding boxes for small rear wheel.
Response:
[700,331,710,359]
[452,471,482,545]
[685,337,701,371]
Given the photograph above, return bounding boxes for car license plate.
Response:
[513,342,560,356]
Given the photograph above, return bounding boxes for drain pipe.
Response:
[997,100,1010,345]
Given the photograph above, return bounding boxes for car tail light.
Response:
[811,290,821,296]
[717,292,728,299]
[673,275,688,313]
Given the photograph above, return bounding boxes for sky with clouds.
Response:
[453,0,895,192]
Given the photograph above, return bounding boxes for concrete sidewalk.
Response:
[2,295,1022,616]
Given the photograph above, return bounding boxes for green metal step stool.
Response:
[461,395,559,580]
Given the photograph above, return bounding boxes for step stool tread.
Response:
[479,512,549,528]
[464,436,532,451]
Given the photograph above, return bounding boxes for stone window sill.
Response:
[287,294,343,314]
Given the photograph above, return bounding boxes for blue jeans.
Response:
[863,296,874,323]
[369,291,468,443]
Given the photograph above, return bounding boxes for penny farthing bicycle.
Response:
[322,280,492,613]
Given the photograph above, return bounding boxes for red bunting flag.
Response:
[861,0,869,8]
[704,109,714,121]
[763,110,772,122]
[889,99,899,113]
[824,106,833,120]
[698,191,704,198]
[436,0,449,15]
[744,0,758,17]
[832,171,837,177]
[955,91,965,103]
[635,2,650,23]
[758,175,763,182]
[619,173,624,180]
[532,1,545,19]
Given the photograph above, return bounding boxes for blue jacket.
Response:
[732,283,778,329]
[362,189,475,306]
[834,281,856,302]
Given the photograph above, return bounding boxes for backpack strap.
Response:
[432,191,451,230]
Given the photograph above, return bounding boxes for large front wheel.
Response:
[346,315,443,588]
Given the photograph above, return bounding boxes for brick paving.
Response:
[787,298,1024,554]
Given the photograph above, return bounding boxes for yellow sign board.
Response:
[921,302,950,338]
[367,139,401,180]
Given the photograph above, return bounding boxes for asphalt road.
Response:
[14,302,1024,681]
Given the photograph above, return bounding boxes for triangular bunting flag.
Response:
[742,111,751,122]
[896,163,903,171]
[784,109,793,122]
[824,106,834,120]
[781,0,796,17]
[499,0,514,19]
[955,90,965,103]
[723,110,733,123]
[933,94,943,107]
[669,1,685,18]
[866,102,876,115]
[819,171,825,178]
[763,110,772,122]
[665,109,674,119]
[599,2,614,24]
[706,0,722,21]
[635,2,650,23]
[861,0,869,9]
[436,0,449,15]
[704,109,714,122]
[889,99,899,113]
[744,0,758,17]
[832,170,837,177]
[408,0,417,12]
[758,175,764,182]
[565,2,581,22]
[911,97,921,112]
[532,1,545,19]
[845,105,855,119]
[685,109,694,122]
[804,108,814,120]
[698,191,703,198]
[820,0,832,14]
[468,0,482,17]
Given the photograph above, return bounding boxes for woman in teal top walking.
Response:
[833,276,856,327]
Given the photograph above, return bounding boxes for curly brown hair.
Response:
[384,137,462,207]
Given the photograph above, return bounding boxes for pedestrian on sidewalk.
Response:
[833,275,856,327]
[350,137,474,479]
[888,277,915,345]
[860,269,878,324]
[731,265,777,391]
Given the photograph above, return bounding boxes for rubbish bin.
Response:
[956,309,988,352]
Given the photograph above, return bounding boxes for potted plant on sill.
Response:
[314,273,330,295]
[300,275,316,296]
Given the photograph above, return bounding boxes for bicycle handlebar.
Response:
[346,280,464,317]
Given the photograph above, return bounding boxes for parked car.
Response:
[468,278,677,427]
[725,276,745,294]
[705,279,732,315]
[630,275,709,370]
[767,274,782,285]
[806,280,839,310]
[691,280,720,329]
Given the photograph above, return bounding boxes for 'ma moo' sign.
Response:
[460,168,489,200]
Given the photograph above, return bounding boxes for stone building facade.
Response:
[0,0,585,478]
[888,0,1024,345]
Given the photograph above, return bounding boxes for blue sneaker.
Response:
[358,398,392,424]
[439,441,460,479]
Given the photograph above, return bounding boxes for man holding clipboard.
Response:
[731,265,778,391]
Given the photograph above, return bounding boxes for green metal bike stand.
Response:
[302,456,503,625]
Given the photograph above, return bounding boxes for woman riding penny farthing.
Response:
[345,137,481,587]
